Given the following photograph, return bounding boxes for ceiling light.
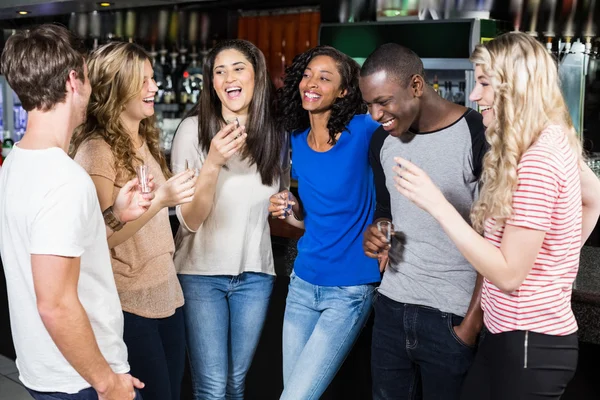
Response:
[99,2,112,6]
[17,11,29,15]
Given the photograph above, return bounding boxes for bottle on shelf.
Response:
[1,130,13,160]
[183,52,203,105]
[454,82,466,106]
[433,75,440,95]
[444,81,454,102]
[178,71,191,106]
[162,52,177,105]
[153,48,168,104]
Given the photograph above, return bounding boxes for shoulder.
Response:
[73,137,113,163]
[177,116,199,135]
[522,126,570,168]
[173,117,199,147]
[75,137,112,154]
[290,126,309,144]
[349,113,380,131]
[369,126,389,152]
[53,155,97,195]
[462,108,486,139]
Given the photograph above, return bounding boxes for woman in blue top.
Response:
[269,46,381,399]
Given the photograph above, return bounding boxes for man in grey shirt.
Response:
[360,43,486,400]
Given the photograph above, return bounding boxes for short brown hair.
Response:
[0,24,86,112]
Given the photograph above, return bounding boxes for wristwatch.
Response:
[103,206,125,232]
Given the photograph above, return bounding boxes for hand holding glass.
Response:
[377,220,392,243]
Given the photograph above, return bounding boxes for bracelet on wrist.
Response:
[103,206,125,232]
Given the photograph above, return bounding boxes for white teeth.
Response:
[382,119,394,127]
[480,106,491,112]
[226,87,241,93]
[143,97,154,103]
[305,92,320,99]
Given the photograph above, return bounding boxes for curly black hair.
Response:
[276,46,367,145]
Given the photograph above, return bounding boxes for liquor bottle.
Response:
[184,52,203,105]
[1,130,13,160]
[433,75,440,95]
[444,81,454,102]
[454,82,466,106]
[177,49,190,105]
[162,52,177,105]
[153,48,168,104]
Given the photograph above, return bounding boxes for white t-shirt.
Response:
[171,116,287,276]
[0,145,129,393]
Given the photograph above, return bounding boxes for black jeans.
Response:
[371,294,476,400]
[123,306,186,400]
[460,329,578,400]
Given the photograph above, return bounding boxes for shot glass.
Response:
[136,164,151,194]
[282,192,293,217]
[377,220,392,243]
[185,159,199,177]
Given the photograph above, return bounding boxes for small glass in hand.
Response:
[282,192,293,217]
[136,164,151,194]
[377,220,392,244]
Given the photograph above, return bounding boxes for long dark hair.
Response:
[276,46,366,145]
[186,39,281,186]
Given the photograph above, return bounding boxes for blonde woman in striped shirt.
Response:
[392,32,600,399]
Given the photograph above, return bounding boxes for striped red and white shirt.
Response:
[481,125,582,336]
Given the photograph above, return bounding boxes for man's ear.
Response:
[411,74,425,97]
[65,70,79,94]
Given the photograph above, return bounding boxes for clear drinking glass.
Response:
[136,164,151,193]
[282,192,293,217]
[185,159,199,177]
[377,220,392,243]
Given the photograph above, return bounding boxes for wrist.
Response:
[460,315,483,333]
[103,206,125,232]
[431,199,453,223]
[154,189,166,209]
[203,157,223,172]
[92,370,116,395]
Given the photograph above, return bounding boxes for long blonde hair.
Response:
[70,42,170,180]
[470,32,583,233]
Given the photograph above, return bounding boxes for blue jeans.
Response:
[371,294,476,400]
[179,272,275,400]
[281,271,375,400]
[27,387,142,399]
[123,307,185,400]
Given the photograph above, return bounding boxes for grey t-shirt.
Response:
[369,109,487,316]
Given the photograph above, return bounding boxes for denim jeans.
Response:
[371,294,476,400]
[27,387,142,400]
[179,272,275,400]
[280,271,376,400]
[123,307,185,400]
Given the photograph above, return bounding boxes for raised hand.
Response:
[393,157,448,217]
[113,177,154,223]
[155,169,197,208]
[206,122,247,167]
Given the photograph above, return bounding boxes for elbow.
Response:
[37,300,65,327]
[492,269,524,294]
[495,278,522,295]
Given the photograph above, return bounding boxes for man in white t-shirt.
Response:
[0,24,151,400]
